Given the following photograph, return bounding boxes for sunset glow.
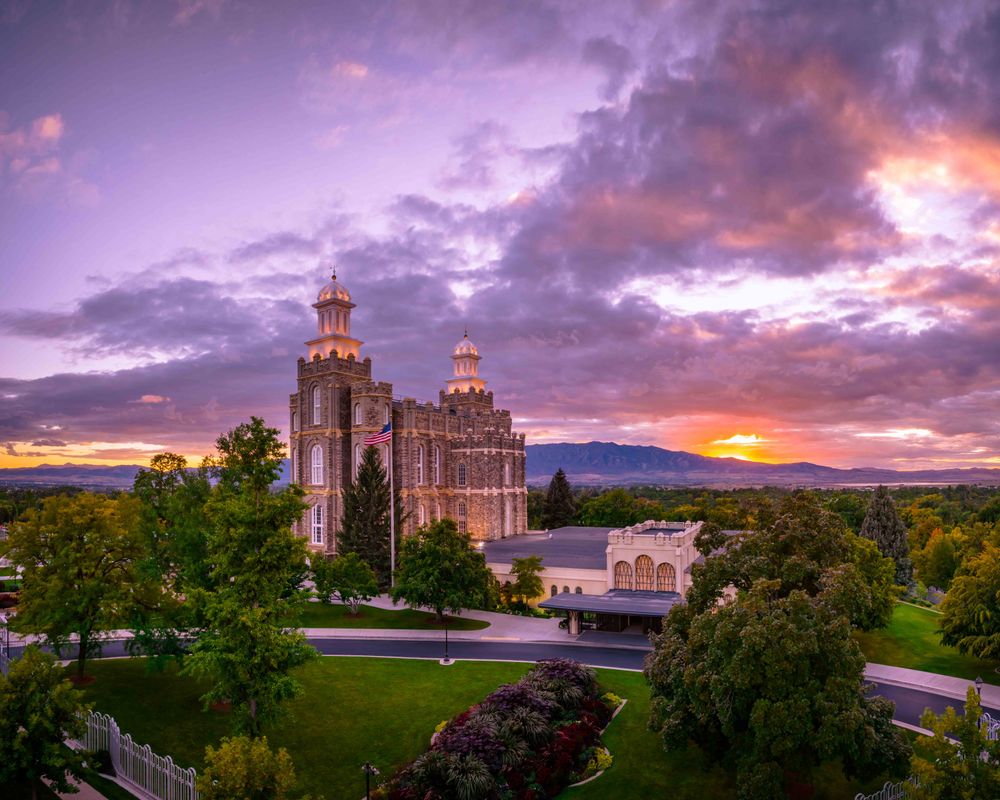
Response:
[1,2,999,473]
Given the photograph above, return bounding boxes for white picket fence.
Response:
[72,710,199,800]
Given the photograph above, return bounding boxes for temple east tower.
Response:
[289,269,527,554]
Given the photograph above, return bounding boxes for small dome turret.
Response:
[453,332,478,357]
[318,270,350,303]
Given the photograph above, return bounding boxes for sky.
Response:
[1,0,999,471]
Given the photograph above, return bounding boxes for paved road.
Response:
[16,636,998,729]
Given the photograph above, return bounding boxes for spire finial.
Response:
[464,326,468,338]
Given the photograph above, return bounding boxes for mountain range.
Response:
[2,442,998,489]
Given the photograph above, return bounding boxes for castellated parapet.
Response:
[288,272,527,552]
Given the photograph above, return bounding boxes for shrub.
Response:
[601,691,622,708]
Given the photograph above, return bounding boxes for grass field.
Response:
[854,602,1000,685]
[79,657,897,799]
[295,601,489,630]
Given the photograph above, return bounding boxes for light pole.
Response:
[442,613,451,665]
[361,762,379,800]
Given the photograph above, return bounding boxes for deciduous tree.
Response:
[312,552,378,615]
[509,555,544,603]
[0,646,89,800]
[939,544,1000,661]
[183,417,317,737]
[860,485,913,586]
[2,492,148,679]
[391,518,492,621]
[197,736,298,800]
[541,469,576,529]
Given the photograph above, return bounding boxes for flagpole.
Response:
[389,429,396,588]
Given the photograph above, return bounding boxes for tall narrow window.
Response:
[613,561,633,590]
[551,585,558,597]
[312,386,321,425]
[418,504,426,526]
[656,563,677,593]
[311,504,323,545]
[434,446,441,484]
[457,501,467,534]
[384,404,390,424]
[290,446,296,484]
[291,411,298,432]
[354,443,361,479]
[504,497,512,537]
[457,462,467,487]
[504,461,511,486]
[635,555,654,591]
[416,445,424,484]
[354,403,362,425]
[310,444,323,485]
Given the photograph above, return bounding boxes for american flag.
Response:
[363,422,392,445]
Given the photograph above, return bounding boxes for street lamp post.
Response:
[442,613,451,665]
[361,762,379,800]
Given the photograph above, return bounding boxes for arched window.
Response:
[656,562,677,593]
[551,585,558,597]
[575,586,582,594]
[291,411,298,432]
[310,444,323,485]
[504,461,511,486]
[418,504,426,526]
[312,386,321,425]
[311,504,323,545]
[290,447,297,484]
[504,496,512,537]
[416,445,424,485]
[354,403,362,425]
[562,585,570,594]
[613,561,633,590]
[457,462,467,487]
[457,501,467,534]
[435,501,441,521]
[354,443,362,479]
[384,404,390,424]
[434,446,441,484]
[635,555,654,591]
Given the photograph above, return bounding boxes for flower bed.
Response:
[381,658,619,800]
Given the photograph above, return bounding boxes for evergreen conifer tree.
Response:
[541,468,576,529]
[338,445,403,586]
[860,485,913,586]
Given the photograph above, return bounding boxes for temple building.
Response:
[288,270,528,553]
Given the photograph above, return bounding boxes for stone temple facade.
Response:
[289,271,528,554]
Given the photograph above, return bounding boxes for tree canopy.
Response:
[509,555,545,603]
[939,544,1000,661]
[541,469,576,529]
[860,485,913,586]
[312,552,378,614]
[182,417,317,737]
[2,492,150,679]
[0,645,89,800]
[391,518,492,621]
[197,736,299,800]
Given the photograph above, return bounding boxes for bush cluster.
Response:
[383,659,615,800]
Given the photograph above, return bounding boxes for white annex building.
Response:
[484,520,716,635]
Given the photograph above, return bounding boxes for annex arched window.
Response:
[575,586,582,594]
[656,562,677,593]
[457,462,467,487]
[562,585,570,594]
[613,561,634,591]
[310,444,323,486]
[635,555,654,591]
[434,446,441,484]
[457,501,467,534]
[551,585,558,597]
[354,402,362,425]
[416,445,424,485]
[311,504,323,545]
[312,385,321,425]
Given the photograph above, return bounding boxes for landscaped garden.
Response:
[295,601,489,630]
[854,602,1000,684]
[76,656,900,799]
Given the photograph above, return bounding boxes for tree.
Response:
[645,580,911,799]
[860,485,913,586]
[541,469,576,529]
[338,445,403,586]
[183,417,317,737]
[0,645,89,800]
[509,555,545,603]
[686,493,898,631]
[312,552,378,615]
[908,687,1000,799]
[2,492,148,679]
[575,488,666,528]
[391,518,492,622]
[916,531,960,590]
[939,544,1000,660]
[196,736,298,800]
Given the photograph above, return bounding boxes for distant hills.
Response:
[2,442,999,489]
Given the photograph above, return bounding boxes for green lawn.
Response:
[295,601,489,630]
[854,602,1000,685]
[79,657,899,799]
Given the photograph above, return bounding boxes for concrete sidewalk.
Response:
[865,662,1000,708]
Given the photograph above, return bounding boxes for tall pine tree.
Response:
[860,485,913,586]
[338,445,403,586]
[541,468,576,529]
